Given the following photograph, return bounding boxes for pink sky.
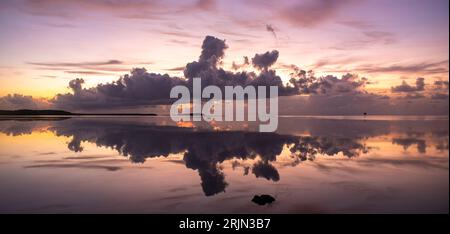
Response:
[0,0,448,114]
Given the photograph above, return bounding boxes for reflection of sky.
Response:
[0,0,448,98]
[0,117,448,213]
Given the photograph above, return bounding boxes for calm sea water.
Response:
[0,116,448,213]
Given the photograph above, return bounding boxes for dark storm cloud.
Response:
[46,35,310,110]
[183,36,298,96]
[2,35,446,112]
[52,68,187,110]
[391,78,425,93]
[199,35,228,64]
[252,50,279,70]
[183,36,227,79]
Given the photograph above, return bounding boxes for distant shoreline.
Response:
[0,109,157,116]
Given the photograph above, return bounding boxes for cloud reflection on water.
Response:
[0,116,447,198]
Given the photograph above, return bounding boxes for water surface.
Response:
[0,116,448,213]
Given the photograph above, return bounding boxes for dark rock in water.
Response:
[251,194,275,205]
[363,112,368,116]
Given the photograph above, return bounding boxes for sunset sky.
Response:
[0,0,448,114]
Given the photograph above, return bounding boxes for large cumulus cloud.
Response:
[50,35,304,110]
[52,68,187,109]
[183,36,294,94]
[1,35,448,113]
